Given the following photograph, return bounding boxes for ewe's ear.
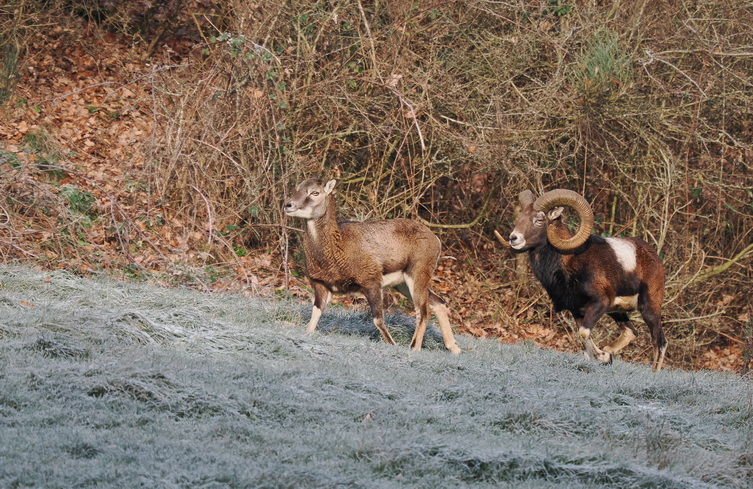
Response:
[547,206,564,220]
[324,179,337,195]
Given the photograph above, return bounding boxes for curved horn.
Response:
[533,189,594,250]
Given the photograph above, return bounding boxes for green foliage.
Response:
[549,0,573,17]
[210,32,246,57]
[123,263,141,279]
[21,128,65,179]
[0,149,20,167]
[574,31,632,100]
[0,34,19,106]
[60,185,97,217]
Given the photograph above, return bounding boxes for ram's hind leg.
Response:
[652,330,668,372]
[639,294,667,372]
[603,313,637,357]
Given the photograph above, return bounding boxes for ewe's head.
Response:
[284,178,336,220]
[508,189,594,252]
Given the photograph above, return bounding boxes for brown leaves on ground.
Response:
[2,26,175,277]
[701,345,747,373]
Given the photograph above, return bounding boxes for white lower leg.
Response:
[306,305,323,332]
[430,302,460,354]
[579,326,611,364]
[603,326,636,355]
[306,291,330,332]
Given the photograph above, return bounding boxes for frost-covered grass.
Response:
[1,266,751,489]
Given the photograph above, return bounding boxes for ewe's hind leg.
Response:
[307,283,331,332]
[362,286,396,345]
[603,313,637,357]
[401,276,431,351]
[395,282,460,354]
[428,291,460,354]
[396,282,460,354]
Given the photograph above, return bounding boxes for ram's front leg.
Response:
[576,303,611,365]
[306,282,331,333]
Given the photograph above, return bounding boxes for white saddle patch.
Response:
[606,238,637,272]
[608,294,639,312]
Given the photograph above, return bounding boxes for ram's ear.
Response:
[518,190,535,208]
[547,206,564,221]
[324,179,337,195]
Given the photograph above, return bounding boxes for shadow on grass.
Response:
[301,305,449,351]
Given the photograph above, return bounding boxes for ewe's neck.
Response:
[305,199,340,245]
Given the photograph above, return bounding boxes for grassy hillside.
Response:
[1,265,751,488]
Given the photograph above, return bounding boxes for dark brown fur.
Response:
[509,195,668,371]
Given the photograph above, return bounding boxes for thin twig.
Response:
[389,84,426,151]
[419,190,494,229]
[690,243,753,285]
[642,49,708,99]
[356,0,381,83]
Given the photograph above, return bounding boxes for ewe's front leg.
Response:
[306,282,331,333]
[362,285,396,345]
